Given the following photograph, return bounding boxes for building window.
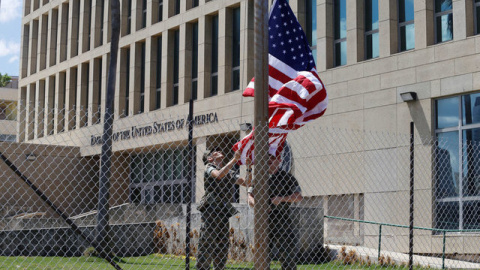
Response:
[365,0,379,59]
[140,42,145,113]
[475,0,480,34]
[142,0,147,28]
[435,93,480,230]
[157,0,163,22]
[127,0,132,34]
[84,64,90,127]
[211,15,219,96]
[192,23,198,100]
[86,0,92,51]
[129,148,192,204]
[175,0,180,15]
[334,0,346,66]
[97,58,102,124]
[435,0,453,43]
[125,48,130,116]
[398,0,414,51]
[156,36,162,109]
[99,0,105,46]
[232,7,240,91]
[192,0,198,8]
[173,30,179,105]
[305,0,317,65]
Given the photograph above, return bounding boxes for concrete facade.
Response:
[17,0,480,256]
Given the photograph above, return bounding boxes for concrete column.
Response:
[107,0,112,43]
[100,53,109,123]
[179,23,188,103]
[414,0,434,49]
[197,16,207,100]
[18,87,27,142]
[26,83,35,140]
[161,30,174,107]
[92,58,102,125]
[464,0,475,37]
[45,75,56,136]
[21,24,30,78]
[183,24,193,102]
[240,0,254,91]
[130,42,142,114]
[48,8,58,67]
[116,48,129,117]
[38,14,48,71]
[317,0,334,71]
[145,36,155,112]
[58,2,68,62]
[131,0,139,32]
[88,60,95,126]
[28,19,38,75]
[347,0,364,64]
[35,80,45,139]
[453,0,469,40]
[80,0,92,53]
[69,0,80,58]
[218,8,228,95]
[78,63,89,128]
[65,67,77,131]
[55,72,66,134]
[121,0,128,36]
[379,0,398,57]
[147,0,154,26]
[93,0,102,48]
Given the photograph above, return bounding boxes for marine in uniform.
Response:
[196,149,252,270]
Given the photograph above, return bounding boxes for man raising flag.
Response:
[234,0,328,165]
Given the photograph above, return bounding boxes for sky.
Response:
[0,0,23,77]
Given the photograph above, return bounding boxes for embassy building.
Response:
[15,0,480,257]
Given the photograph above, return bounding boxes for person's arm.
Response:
[247,192,255,208]
[271,192,303,205]
[235,157,253,186]
[211,150,241,180]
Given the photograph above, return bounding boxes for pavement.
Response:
[328,244,480,269]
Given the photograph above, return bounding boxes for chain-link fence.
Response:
[1,106,480,269]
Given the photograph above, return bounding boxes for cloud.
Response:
[8,55,19,63]
[0,0,22,23]
[0,39,20,57]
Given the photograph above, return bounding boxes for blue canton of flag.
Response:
[268,0,316,72]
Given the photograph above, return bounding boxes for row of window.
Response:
[332,0,480,67]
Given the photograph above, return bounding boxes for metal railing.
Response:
[324,215,480,269]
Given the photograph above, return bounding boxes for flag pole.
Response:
[253,0,270,269]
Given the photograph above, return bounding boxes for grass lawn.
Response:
[0,255,427,270]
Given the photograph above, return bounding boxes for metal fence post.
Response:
[97,0,121,265]
[253,0,270,268]
[378,224,382,261]
[185,98,194,270]
[409,121,415,270]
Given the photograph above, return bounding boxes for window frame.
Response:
[435,93,480,231]
[397,0,415,52]
[434,0,453,44]
[364,0,379,60]
[333,0,347,67]
[475,0,480,35]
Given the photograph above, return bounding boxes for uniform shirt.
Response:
[199,163,239,217]
[249,170,301,222]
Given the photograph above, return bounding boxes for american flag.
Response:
[234,0,328,165]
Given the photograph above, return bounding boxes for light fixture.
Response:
[240,123,252,131]
[25,153,36,161]
[400,91,418,102]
